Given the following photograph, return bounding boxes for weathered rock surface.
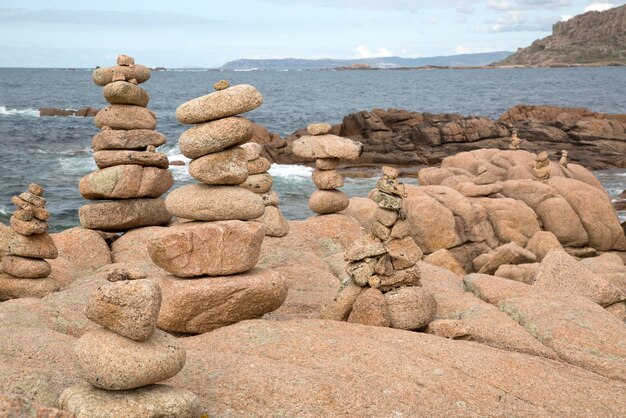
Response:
[0,223,58,259]
[240,173,273,194]
[384,286,436,330]
[95,105,156,130]
[93,150,169,169]
[176,84,263,124]
[188,146,248,185]
[1,255,51,278]
[92,64,151,86]
[79,199,172,232]
[0,274,59,301]
[179,116,253,158]
[0,392,73,417]
[308,190,349,214]
[347,287,390,327]
[92,129,166,151]
[103,81,149,107]
[255,205,289,237]
[292,134,363,160]
[79,165,173,200]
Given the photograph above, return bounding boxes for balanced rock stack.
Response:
[145,80,288,334]
[78,54,173,232]
[292,123,363,214]
[0,184,59,300]
[59,274,200,417]
[241,141,289,237]
[322,167,437,330]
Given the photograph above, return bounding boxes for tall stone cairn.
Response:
[59,271,201,417]
[321,167,437,330]
[241,141,289,236]
[0,183,59,300]
[292,123,363,214]
[78,54,173,232]
[145,80,288,334]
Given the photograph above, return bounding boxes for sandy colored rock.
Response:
[315,158,340,170]
[0,273,59,301]
[474,242,537,275]
[369,264,422,291]
[19,191,45,207]
[259,190,279,206]
[75,328,186,390]
[95,105,156,130]
[240,173,273,193]
[79,199,172,232]
[247,157,271,175]
[165,184,265,221]
[386,236,423,269]
[179,116,254,158]
[344,234,386,261]
[347,287,390,327]
[158,268,287,333]
[94,150,169,169]
[372,190,403,210]
[92,129,166,151]
[494,263,539,284]
[374,207,398,227]
[423,249,467,276]
[86,280,161,341]
[0,255,51,278]
[188,146,248,185]
[464,273,532,305]
[370,220,391,241]
[147,221,264,277]
[59,383,202,418]
[176,84,263,124]
[385,286,437,330]
[390,218,411,239]
[240,141,263,161]
[307,122,333,135]
[9,215,48,235]
[0,392,73,417]
[346,259,376,286]
[293,134,363,160]
[312,169,344,190]
[79,165,173,200]
[92,64,150,86]
[320,283,363,321]
[256,206,289,237]
[309,189,349,214]
[0,224,58,259]
[103,81,149,107]
[525,230,563,261]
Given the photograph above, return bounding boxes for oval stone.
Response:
[0,255,51,279]
[309,190,349,214]
[75,328,186,390]
[312,169,344,190]
[79,165,173,200]
[384,287,437,330]
[240,173,273,194]
[188,147,248,185]
[176,84,263,124]
[95,105,156,130]
[165,184,265,221]
[94,150,169,169]
[179,117,253,159]
[293,134,363,160]
[247,157,271,175]
[103,81,149,107]
[79,199,172,232]
[92,64,151,86]
[92,129,166,151]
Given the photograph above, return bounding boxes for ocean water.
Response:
[0,67,624,231]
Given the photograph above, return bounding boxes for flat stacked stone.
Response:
[79,55,173,232]
[241,142,289,237]
[292,123,363,214]
[59,272,201,417]
[321,167,437,330]
[146,80,288,334]
[0,184,59,300]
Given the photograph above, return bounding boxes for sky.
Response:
[0,0,622,67]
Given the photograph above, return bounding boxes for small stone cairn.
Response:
[509,130,522,150]
[532,151,551,182]
[559,150,569,167]
[292,123,363,214]
[0,184,59,300]
[321,167,437,330]
[78,54,173,232]
[240,141,289,237]
[59,272,200,417]
[145,80,288,334]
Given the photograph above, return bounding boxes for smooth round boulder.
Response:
[179,116,253,158]
[79,199,172,232]
[165,184,265,221]
[103,81,149,107]
[240,173,273,194]
[312,169,344,190]
[79,165,173,200]
[147,221,265,277]
[247,157,271,175]
[0,255,51,278]
[0,224,58,259]
[384,287,437,330]
[59,383,201,418]
[292,134,363,160]
[176,84,263,124]
[309,190,349,214]
[307,123,333,135]
[241,142,263,161]
[315,158,340,170]
[94,150,169,169]
[0,273,59,301]
[92,129,166,151]
[92,64,151,86]
[188,147,248,185]
[95,105,156,130]
[75,328,186,390]
[255,206,289,237]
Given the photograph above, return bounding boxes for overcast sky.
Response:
[0,0,621,67]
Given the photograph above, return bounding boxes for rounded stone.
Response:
[79,199,172,232]
[240,142,263,161]
[28,183,44,196]
[94,150,169,169]
[259,191,280,206]
[309,190,349,214]
[165,184,265,221]
[0,225,58,259]
[292,134,363,160]
[0,273,59,301]
[179,116,253,159]
[92,64,151,86]
[10,216,48,236]
[255,206,289,237]
[95,105,156,130]
[315,158,340,170]
[176,84,263,124]
[92,129,166,151]
[75,328,186,390]
[188,147,248,185]
[240,173,273,194]
[307,123,333,135]
[374,207,399,227]
[0,255,51,278]
[384,287,437,330]
[103,81,149,107]
[116,54,135,66]
[79,166,173,200]
[247,157,271,175]
[312,169,344,190]
[213,79,230,90]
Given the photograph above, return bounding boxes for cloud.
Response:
[0,8,215,25]
[584,2,616,12]
[489,11,555,32]
[352,45,393,59]
[260,0,460,13]
[456,44,500,54]
[456,4,475,14]
[487,0,572,11]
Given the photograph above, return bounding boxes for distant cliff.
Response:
[495,5,626,66]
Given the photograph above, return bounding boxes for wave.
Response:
[269,164,313,178]
[233,68,259,72]
[0,106,40,117]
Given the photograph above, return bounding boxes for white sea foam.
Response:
[269,164,313,178]
[0,106,40,117]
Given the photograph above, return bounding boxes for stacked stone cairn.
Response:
[78,54,173,232]
[240,141,289,237]
[145,80,288,334]
[532,151,551,182]
[292,123,363,214]
[322,167,437,330]
[0,184,59,300]
[59,273,201,417]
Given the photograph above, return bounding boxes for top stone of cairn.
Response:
[292,134,363,160]
[92,55,151,86]
[175,84,263,125]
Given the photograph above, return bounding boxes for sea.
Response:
[0,67,625,232]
